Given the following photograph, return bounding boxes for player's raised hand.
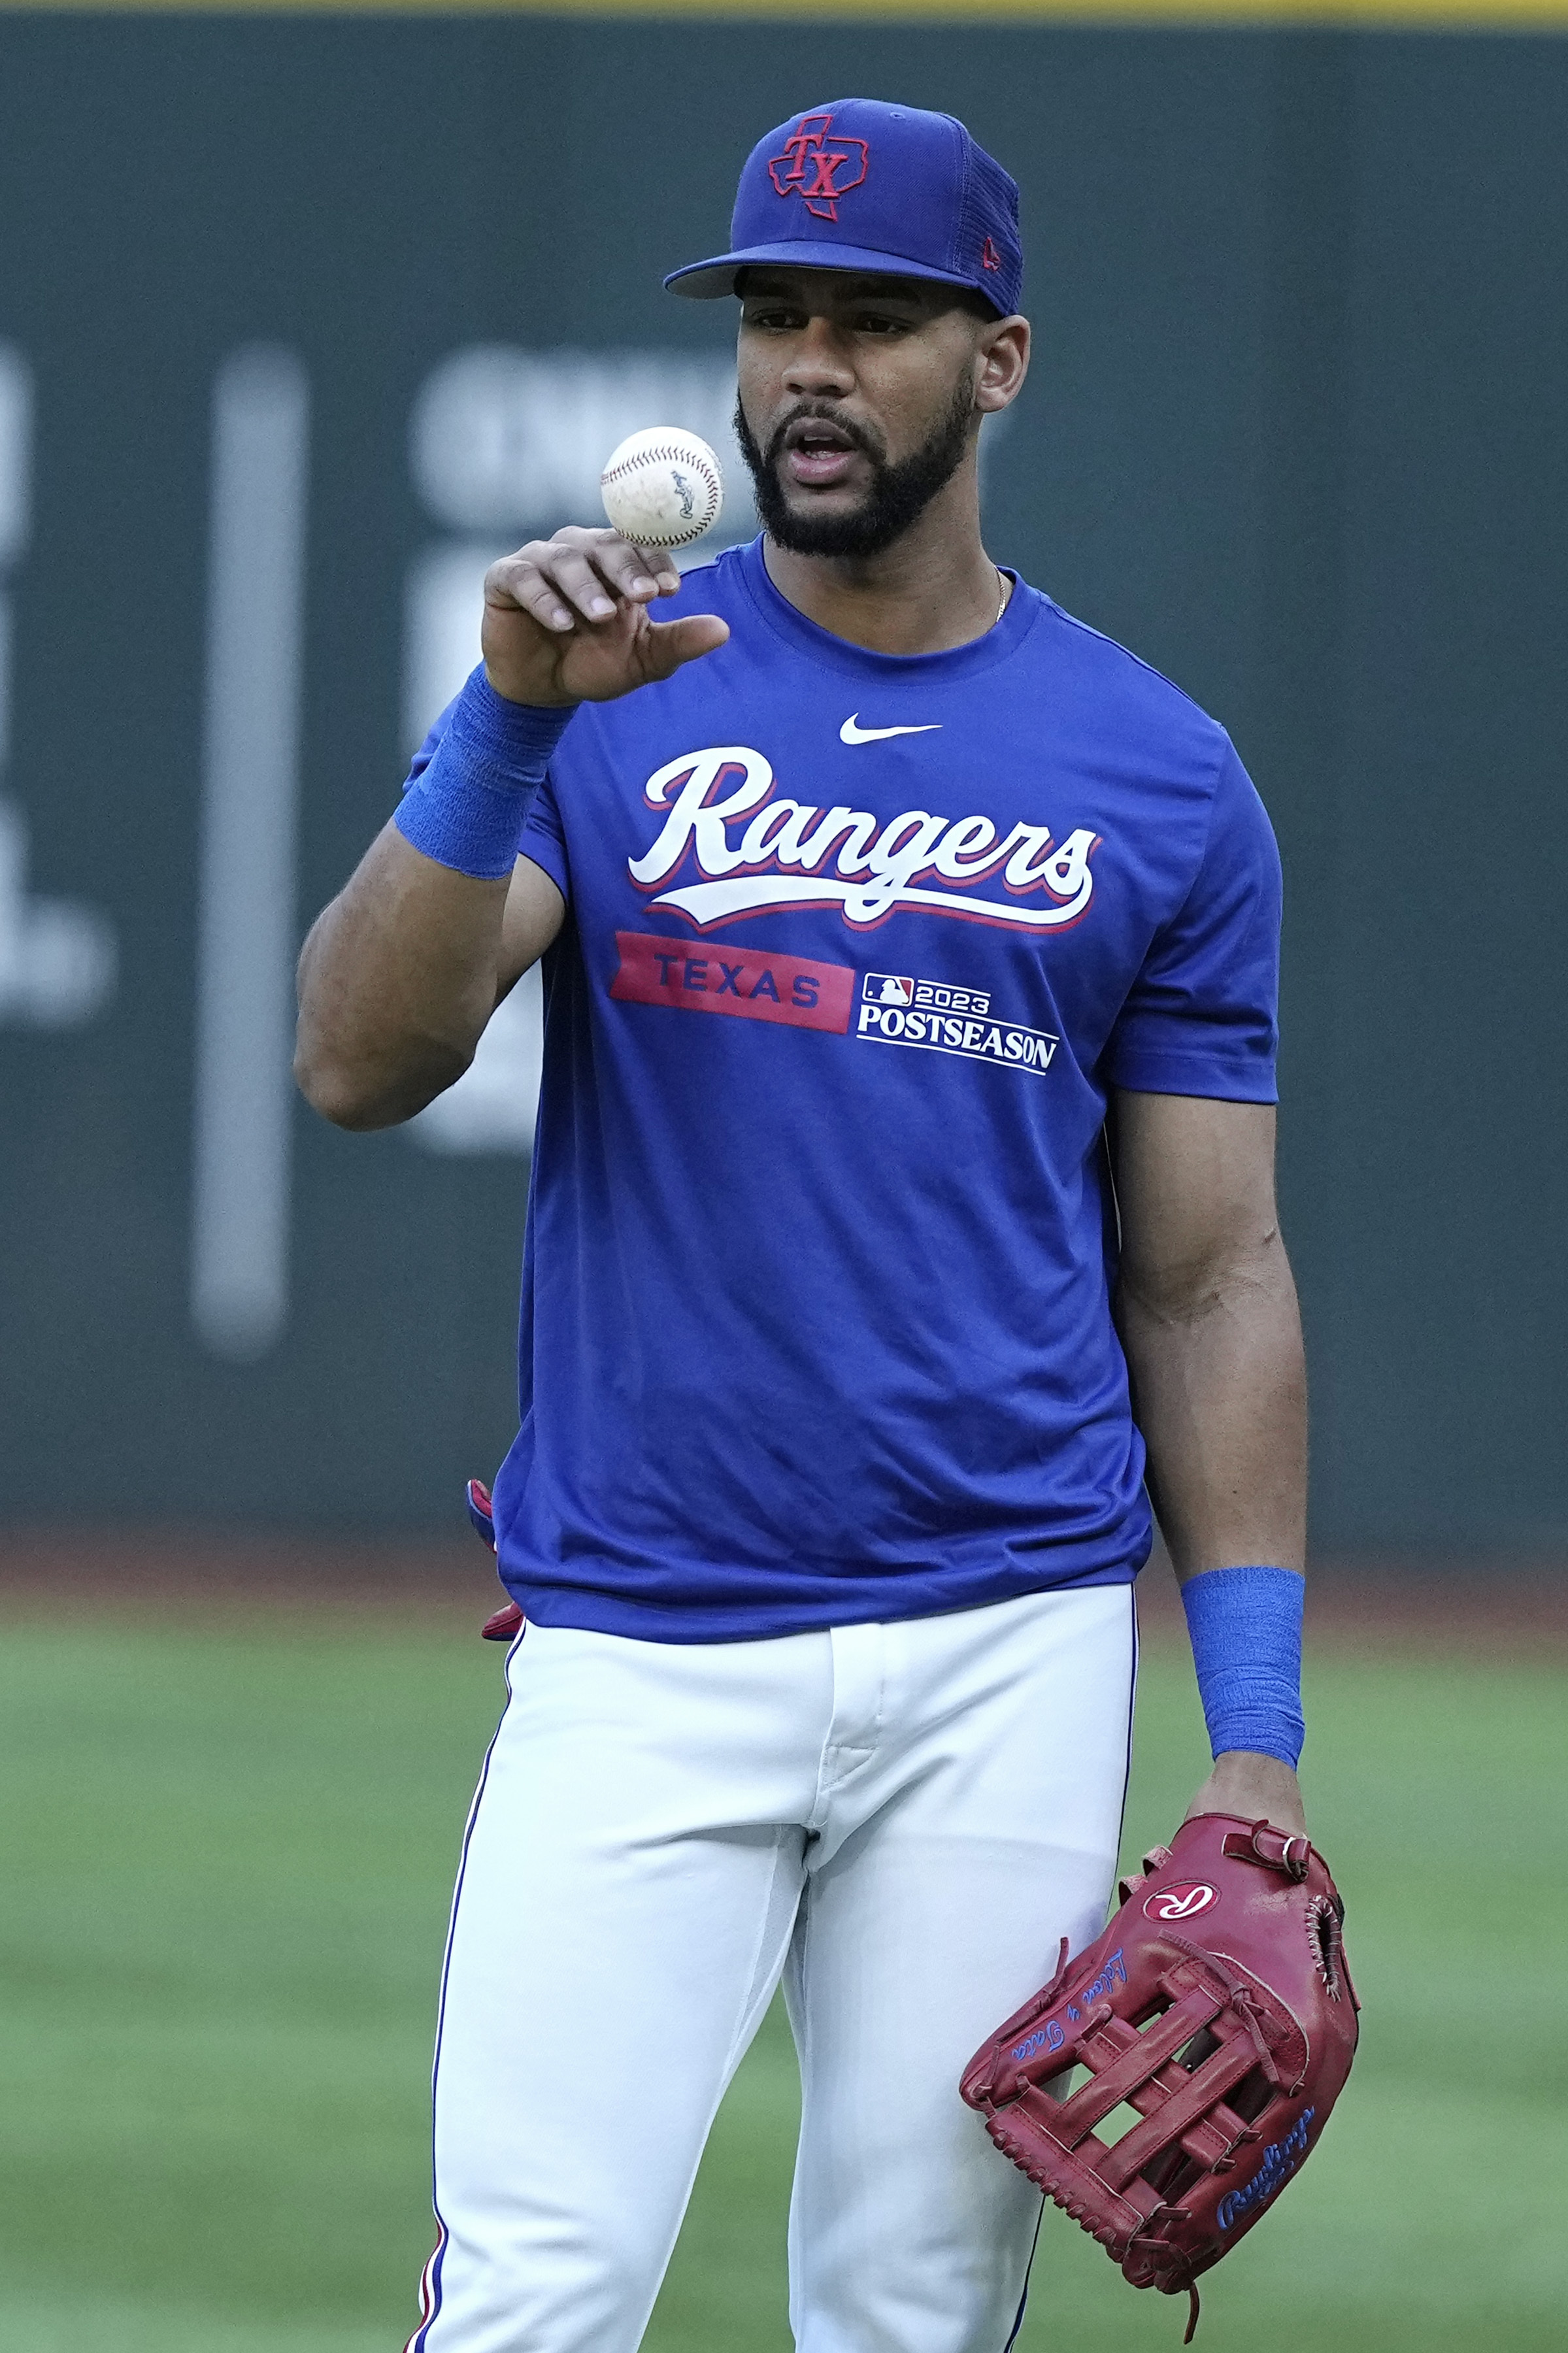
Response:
[480,526,729,708]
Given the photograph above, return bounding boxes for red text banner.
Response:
[609,931,854,1035]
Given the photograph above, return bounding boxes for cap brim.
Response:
[664,241,993,304]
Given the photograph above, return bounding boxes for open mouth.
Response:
[780,413,863,490]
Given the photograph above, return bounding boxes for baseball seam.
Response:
[601,444,722,540]
[601,444,719,492]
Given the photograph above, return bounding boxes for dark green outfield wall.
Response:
[0,18,1563,1553]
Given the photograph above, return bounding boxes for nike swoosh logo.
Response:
[839,714,942,745]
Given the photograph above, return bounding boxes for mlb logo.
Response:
[864,973,913,1007]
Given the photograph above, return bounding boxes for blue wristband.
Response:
[1180,1565,1305,1769]
[395,665,574,879]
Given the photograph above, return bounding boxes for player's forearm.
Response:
[295,822,510,1130]
[1117,1229,1307,1579]
[1121,1241,1309,1824]
[299,659,579,1129]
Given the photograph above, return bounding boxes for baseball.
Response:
[600,426,723,550]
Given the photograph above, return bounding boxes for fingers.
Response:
[484,548,576,634]
[484,528,680,635]
[640,613,730,682]
[550,540,642,623]
[622,539,684,599]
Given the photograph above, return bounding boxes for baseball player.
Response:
[296,99,1309,2353]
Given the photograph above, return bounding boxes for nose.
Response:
[782,315,856,399]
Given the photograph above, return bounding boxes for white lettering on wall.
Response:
[190,347,310,1361]
[411,346,752,539]
[402,537,509,763]
[0,346,31,569]
[403,346,754,1155]
[403,347,755,753]
[412,963,545,1156]
[0,799,116,1026]
[0,345,116,1031]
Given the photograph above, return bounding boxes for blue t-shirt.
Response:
[409,539,1281,1642]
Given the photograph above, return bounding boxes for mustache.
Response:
[762,400,888,471]
[735,373,974,562]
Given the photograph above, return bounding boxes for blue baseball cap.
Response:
[664,99,1023,317]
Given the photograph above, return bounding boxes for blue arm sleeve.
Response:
[1181,1565,1305,1768]
[395,667,575,880]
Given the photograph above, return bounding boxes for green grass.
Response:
[0,1609,1562,2350]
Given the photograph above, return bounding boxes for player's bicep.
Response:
[1110,1091,1280,1310]
[495,854,567,1003]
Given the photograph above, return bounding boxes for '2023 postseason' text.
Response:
[856,973,1059,1075]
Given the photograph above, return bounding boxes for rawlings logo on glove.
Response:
[960,1813,1358,2341]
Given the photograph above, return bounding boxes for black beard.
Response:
[735,377,975,560]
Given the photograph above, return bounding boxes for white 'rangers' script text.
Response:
[626,746,1101,933]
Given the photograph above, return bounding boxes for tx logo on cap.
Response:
[1143,1882,1218,1922]
[768,112,869,221]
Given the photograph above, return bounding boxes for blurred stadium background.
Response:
[0,3,1563,2348]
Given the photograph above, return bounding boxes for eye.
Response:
[745,305,804,333]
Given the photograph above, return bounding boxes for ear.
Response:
[975,315,1030,416]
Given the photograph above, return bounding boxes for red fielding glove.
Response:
[467,1477,525,1643]
[961,1813,1358,2341]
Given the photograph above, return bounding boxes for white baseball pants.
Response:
[408,1583,1137,2353]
